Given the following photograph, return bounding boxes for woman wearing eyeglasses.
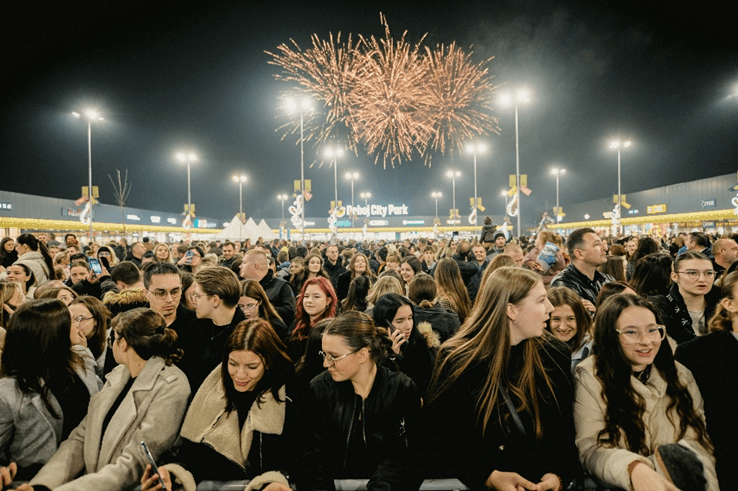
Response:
[303,311,422,490]
[238,280,288,341]
[68,296,111,375]
[140,318,299,491]
[0,299,100,482]
[574,294,717,491]
[649,252,720,345]
[177,246,205,275]
[2,307,190,491]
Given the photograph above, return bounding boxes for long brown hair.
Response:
[435,257,472,322]
[592,294,712,454]
[69,296,111,361]
[546,286,592,351]
[708,270,738,332]
[427,267,559,438]
[241,279,283,322]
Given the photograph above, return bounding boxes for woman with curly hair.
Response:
[434,257,472,323]
[424,267,577,490]
[574,294,717,491]
[286,277,337,362]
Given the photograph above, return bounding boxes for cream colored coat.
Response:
[30,356,191,491]
[574,356,718,491]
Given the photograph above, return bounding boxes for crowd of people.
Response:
[0,224,735,491]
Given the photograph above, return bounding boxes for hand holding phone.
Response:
[140,442,167,491]
[89,258,103,276]
[185,250,193,265]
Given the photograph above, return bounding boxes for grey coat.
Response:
[0,346,101,470]
[30,356,191,491]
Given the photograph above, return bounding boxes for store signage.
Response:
[150,216,161,223]
[167,218,178,224]
[127,214,141,221]
[701,198,716,209]
[0,202,12,210]
[346,204,408,217]
[402,219,426,225]
[369,220,388,226]
[336,220,352,227]
[703,221,716,228]
[647,204,667,214]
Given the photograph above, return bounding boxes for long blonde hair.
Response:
[427,267,558,438]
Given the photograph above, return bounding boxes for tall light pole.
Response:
[277,194,289,237]
[501,189,508,216]
[324,146,344,213]
[609,140,632,234]
[465,142,486,230]
[499,89,531,237]
[284,97,313,239]
[345,171,359,228]
[231,174,248,241]
[360,191,371,228]
[431,191,442,225]
[550,168,565,223]
[72,110,104,244]
[446,170,461,225]
[176,151,198,227]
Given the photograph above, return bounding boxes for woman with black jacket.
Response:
[304,311,422,491]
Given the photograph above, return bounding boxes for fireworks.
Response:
[266,15,499,168]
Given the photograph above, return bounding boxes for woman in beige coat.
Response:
[574,294,717,491]
[1,307,190,491]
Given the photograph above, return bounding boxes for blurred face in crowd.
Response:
[69,303,96,339]
[155,244,170,261]
[400,262,416,283]
[238,296,260,320]
[495,236,506,249]
[222,244,235,260]
[6,265,30,287]
[4,240,15,253]
[391,304,413,340]
[385,257,400,271]
[627,237,638,255]
[326,245,339,264]
[353,255,367,274]
[308,256,323,274]
[57,289,75,305]
[472,245,486,263]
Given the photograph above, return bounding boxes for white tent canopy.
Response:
[256,219,278,241]
[213,215,251,241]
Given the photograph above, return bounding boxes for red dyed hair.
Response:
[292,276,337,341]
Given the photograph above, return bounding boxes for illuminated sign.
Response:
[0,202,12,210]
[167,218,177,224]
[150,216,161,223]
[701,199,716,209]
[369,220,389,226]
[402,219,426,225]
[345,204,409,217]
[126,214,141,221]
[647,204,667,214]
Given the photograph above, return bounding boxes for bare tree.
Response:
[108,169,132,235]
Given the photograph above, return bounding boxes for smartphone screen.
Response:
[89,258,103,276]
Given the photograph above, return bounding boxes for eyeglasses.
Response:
[189,291,209,302]
[238,301,260,312]
[675,270,716,280]
[616,325,666,345]
[107,330,120,348]
[72,315,94,325]
[319,350,357,365]
[148,287,182,300]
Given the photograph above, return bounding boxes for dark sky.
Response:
[3,0,737,227]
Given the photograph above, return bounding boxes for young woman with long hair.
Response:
[287,277,337,362]
[4,264,35,299]
[629,252,673,297]
[0,281,24,341]
[68,296,112,373]
[35,285,77,306]
[291,254,330,296]
[341,275,371,313]
[424,267,577,491]
[336,253,375,301]
[153,243,174,264]
[574,294,717,491]
[0,299,100,480]
[4,307,190,491]
[407,272,461,343]
[238,279,288,340]
[434,257,472,323]
[676,271,738,490]
[12,234,54,287]
[546,286,593,370]
[626,236,660,281]
[304,311,422,489]
[0,238,17,271]
[141,319,298,491]
[399,256,422,294]
[365,275,404,312]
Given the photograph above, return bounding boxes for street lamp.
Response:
[431,191,442,225]
[501,189,508,216]
[465,142,487,229]
[277,194,289,234]
[345,171,359,228]
[284,96,313,238]
[175,151,198,227]
[72,110,104,244]
[231,173,248,223]
[360,192,371,227]
[499,88,531,237]
[609,140,632,234]
[446,170,461,225]
[324,146,344,214]
[550,168,566,223]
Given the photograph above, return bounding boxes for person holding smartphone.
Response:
[176,246,205,275]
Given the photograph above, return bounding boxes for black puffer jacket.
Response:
[411,303,460,343]
[304,365,422,490]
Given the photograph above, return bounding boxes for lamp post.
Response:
[277,194,289,236]
[465,142,486,229]
[431,191,442,225]
[345,172,359,228]
[550,168,565,223]
[499,89,531,237]
[501,189,508,216]
[360,192,371,227]
[609,140,632,234]
[232,174,247,241]
[175,151,198,226]
[284,97,313,238]
[446,170,461,225]
[72,110,104,244]
[324,146,344,214]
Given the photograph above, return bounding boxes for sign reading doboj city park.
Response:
[346,204,409,217]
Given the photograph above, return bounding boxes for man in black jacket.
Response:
[322,244,347,290]
[240,250,296,327]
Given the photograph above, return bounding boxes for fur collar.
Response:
[416,321,440,348]
[180,365,286,467]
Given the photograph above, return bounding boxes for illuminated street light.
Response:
[501,189,509,217]
[283,96,314,238]
[609,140,632,234]
[431,191,442,225]
[446,170,461,224]
[277,194,289,234]
[498,88,531,237]
[465,142,487,230]
[231,175,248,241]
[324,146,345,219]
[72,110,104,243]
[551,168,566,223]
[345,172,359,228]
[176,152,198,226]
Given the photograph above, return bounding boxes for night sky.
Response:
[3,0,737,227]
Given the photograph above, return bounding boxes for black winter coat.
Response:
[259,270,297,328]
[412,303,461,343]
[304,366,422,490]
[649,283,720,345]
